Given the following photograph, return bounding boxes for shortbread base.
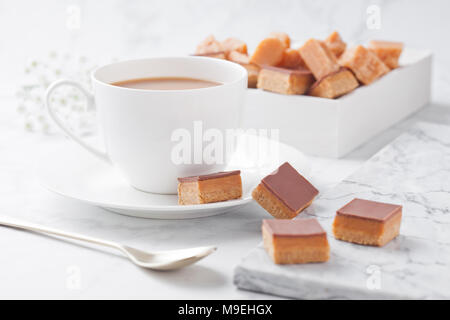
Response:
[262,225,330,264]
[332,211,402,246]
[178,174,242,205]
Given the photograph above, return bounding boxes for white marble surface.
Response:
[0,99,449,299]
[1,0,450,299]
[234,122,450,299]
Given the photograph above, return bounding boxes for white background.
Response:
[1,0,449,104]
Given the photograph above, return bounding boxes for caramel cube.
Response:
[299,38,340,80]
[332,198,402,246]
[368,40,403,69]
[257,66,314,95]
[262,218,330,264]
[250,37,286,66]
[177,171,242,205]
[252,162,319,219]
[268,31,290,48]
[278,48,306,69]
[221,37,248,57]
[324,31,346,58]
[309,68,359,99]
[195,35,223,55]
[339,45,390,85]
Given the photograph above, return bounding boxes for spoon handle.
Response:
[0,217,120,250]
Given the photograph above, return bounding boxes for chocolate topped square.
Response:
[252,162,319,219]
[337,198,402,221]
[262,218,329,264]
[263,218,325,237]
[262,162,319,212]
[333,198,403,246]
[177,170,242,205]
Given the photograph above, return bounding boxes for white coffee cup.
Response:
[45,57,247,194]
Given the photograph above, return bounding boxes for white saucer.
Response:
[37,136,310,219]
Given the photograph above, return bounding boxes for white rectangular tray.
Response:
[241,48,432,158]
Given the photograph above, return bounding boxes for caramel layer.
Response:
[262,223,329,264]
[332,207,402,246]
[178,173,242,205]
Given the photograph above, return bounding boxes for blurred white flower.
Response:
[16,51,99,136]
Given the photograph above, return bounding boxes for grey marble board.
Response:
[234,122,450,299]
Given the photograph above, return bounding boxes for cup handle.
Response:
[45,79,110,163]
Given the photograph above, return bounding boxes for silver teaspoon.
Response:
[0,217,216,270]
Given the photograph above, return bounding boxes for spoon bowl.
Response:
[121,245,217,270]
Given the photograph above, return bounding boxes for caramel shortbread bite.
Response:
[262,218,330,264]
[333,198,402,246]
[252,162,319,219]
[177,171,242,205]
[221,37,248,57]
[324,31,346,58]
[257,66,314,95]
[368,40,403,69]
[278,48,306,69]
[268,31,291,48]
[339,45,390,85]
[309,68,358,99]
[250,37,286,66]
[195,35,223,55]
[299,38,340,80]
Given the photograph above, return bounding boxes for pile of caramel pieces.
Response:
[195,32,403,99]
